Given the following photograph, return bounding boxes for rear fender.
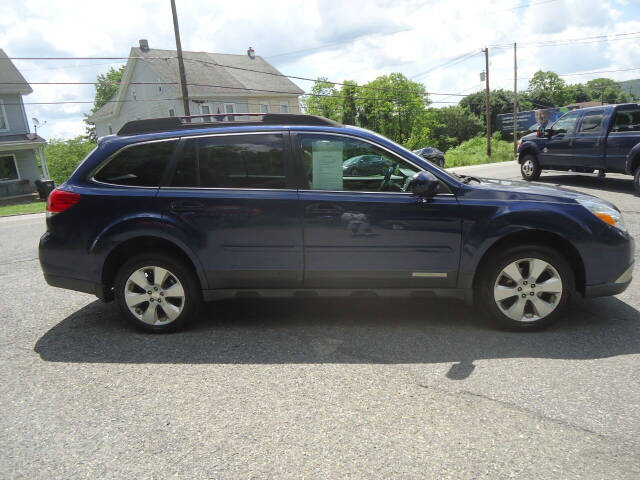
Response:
[89,213,208,289]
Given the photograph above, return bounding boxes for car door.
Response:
[573,109,606,170]
[157,131,303,289]
[293,132,461,289]
[539,110,581,169]
[605,106,640,173]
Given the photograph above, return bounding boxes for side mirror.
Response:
[409,171,439,198]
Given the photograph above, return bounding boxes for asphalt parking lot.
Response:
[1,162,638,479]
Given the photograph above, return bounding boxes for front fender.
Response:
[457,202,594,289]
[625,142,640,174]
[89,213,208,289]
[516,141,540,163]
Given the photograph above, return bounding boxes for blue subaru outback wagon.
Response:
[39,114,634,332]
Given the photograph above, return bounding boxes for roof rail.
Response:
[117,113,342,135]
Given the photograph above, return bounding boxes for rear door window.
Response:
[170,133,288,189]
[578,110,605,133]
[94,140,176,186]
[612,108,640,132]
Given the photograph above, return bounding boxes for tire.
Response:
[520,154,541,181]
[476,244,574,330]
[634,166,640,195]
[114,251,201,333]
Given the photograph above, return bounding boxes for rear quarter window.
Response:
[94,140,176,186]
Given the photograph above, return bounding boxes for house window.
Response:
[0,155,19,182]
[169,108,176,117]
[260,102,269,114]
[200,104,212,121]
[0,100,9,131]
[280,101,289,113]
[224,103,235,120]
[107,124,113,135]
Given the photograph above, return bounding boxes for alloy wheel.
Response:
[493,258,563,322]
[522,159,535,177]
[124,266,185,326]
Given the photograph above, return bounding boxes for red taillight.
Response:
[46,188,81,216]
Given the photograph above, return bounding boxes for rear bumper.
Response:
[43,273,108,300]
[584,263,634,298]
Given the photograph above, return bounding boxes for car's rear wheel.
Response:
[520,154,541,181]
[634,166,640,195]
[477,245,574,330]
[114,252,201,333]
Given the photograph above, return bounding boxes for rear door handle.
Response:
[170,200,204,212]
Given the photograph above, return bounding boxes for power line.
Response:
[486,0,560,14]
[490,31,640,49]
[0,79,470,97]
[411,50,482,80]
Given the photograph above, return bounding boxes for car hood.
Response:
[463,177,616,207]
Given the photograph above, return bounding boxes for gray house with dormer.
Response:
[88,40,304,137]
[0,49,48,199]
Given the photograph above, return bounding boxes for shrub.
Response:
[445,134,514,167]
[45,137,96,185]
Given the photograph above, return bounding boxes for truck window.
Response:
[550,111,580,135]
[612,108,640,132]
[578,110,604,133]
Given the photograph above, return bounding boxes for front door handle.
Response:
[307,205,342,215]
[170,200,204,212]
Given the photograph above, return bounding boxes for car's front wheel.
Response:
[477,245,574,330]
[114,252,201,333]
[520,154,541,181]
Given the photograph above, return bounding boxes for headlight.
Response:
[577,199,627,232]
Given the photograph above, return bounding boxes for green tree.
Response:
[414,106,483,151]
[356,73,429,145]
[586,78,630,103]
[565,83,592,103]
[84,65,125,140]
[460,89,532,134]
[341,80,357,125]
[45,137,97,185]
[301,77,341,121]
[526,70,569,107]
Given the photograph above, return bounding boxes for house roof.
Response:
[0,49,33,95]
[89,47,304,121]
[0,134,46,151]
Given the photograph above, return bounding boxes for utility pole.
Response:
[513,42,518,155]
[483,47,491,157]
[171,0,190,117]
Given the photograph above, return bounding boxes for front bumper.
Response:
[584,262,634,298]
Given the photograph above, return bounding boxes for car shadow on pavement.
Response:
[536,174,636,195]
[34,295,640,379]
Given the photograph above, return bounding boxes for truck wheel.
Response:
[476,244,574,330]
[520,154,541,181]
[114,252,201,333]
[634,166,640,195]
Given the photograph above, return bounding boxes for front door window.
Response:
[298,134,419,192]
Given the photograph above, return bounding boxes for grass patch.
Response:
[445,136,515,167]
[0,200,46,217]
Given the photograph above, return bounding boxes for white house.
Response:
[88,40,304,137]
[0,49,48,199]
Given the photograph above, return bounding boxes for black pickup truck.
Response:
[517,103,640,194]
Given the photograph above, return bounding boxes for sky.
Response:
[1,0,640,140]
